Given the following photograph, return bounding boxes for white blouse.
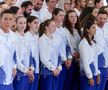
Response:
[79,38,100,79]
[25,31,39,73]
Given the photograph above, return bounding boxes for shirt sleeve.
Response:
[79,42,93,79]
[0,45,5,67]
[15,41,28,73]
[39,39,56,71]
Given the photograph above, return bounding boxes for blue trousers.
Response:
[96,68,107,90]
[0,83,13,90]
[28,73,38,90]
[39,75,59,90]
[13,75,29,90]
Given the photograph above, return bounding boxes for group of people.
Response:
[0,0,108,90]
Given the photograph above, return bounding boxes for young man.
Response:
[0,9,17,90]
[31,0,44,22]
[94,10,108,90]
[40,0,57,22]
[21,1,33,17]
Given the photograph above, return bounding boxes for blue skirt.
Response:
[39,75,59,90]
[13,75,29,90]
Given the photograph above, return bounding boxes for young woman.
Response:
[39,19,62,90]
[13,16,34,90]
[79,19,100,90]
[52,8,73,90]
[63,10,81,90]
[25,15,40,90]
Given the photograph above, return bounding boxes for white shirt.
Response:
[16,0,27,7]
[0,28,16,85]
[64,28,80,54]
[54,27,71,61]
[0,0,3,2]
[31,9,43,22]
[74,8,81,17]
[25,31,39,73]
[39,34,62,71]
[94,25,108,68]
[79,38,100,79]
[40,7,52,22]
[15,32,30,73]
[42,0,47,8]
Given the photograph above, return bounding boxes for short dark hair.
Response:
[1,9,14,17]
[9,6,19,14]
[45,0,50,3]
[98,9,108,15]
[75,0,81,6]
[0,1,6,5]
[21,1,33,8]
[52,8,63,19]
[94,0,101,5]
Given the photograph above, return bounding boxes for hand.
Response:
[53,69,60,77]
[56,67,61,73]
[26,69,33,77]
[96,74,100,84]
[88,78,94,86]
[26,69,34,82]
[28,67,34,72]
[65,60,72,68]
[26,70,31,76]
[29,73,34,82]
[72,52,80,59]
[12,68,17,78]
